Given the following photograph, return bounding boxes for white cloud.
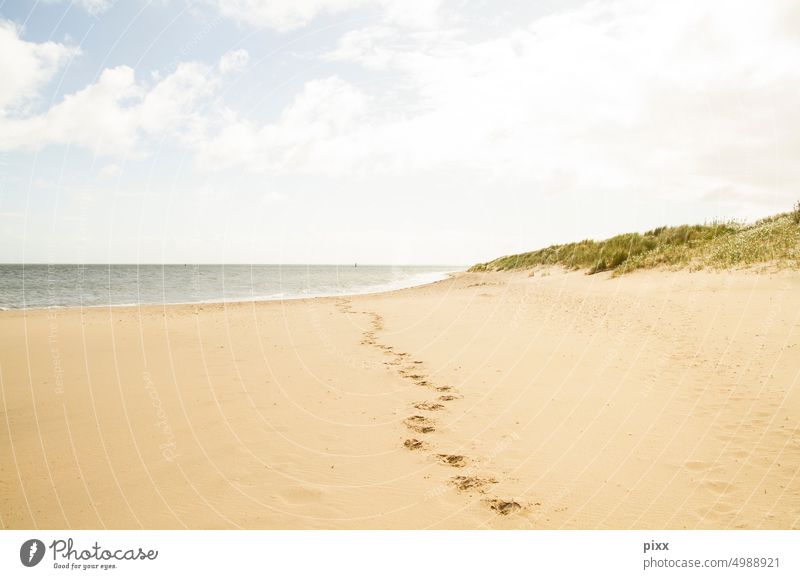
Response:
[1,66,141,153]
[196,76,368,171]
[211,0,367,31]
[218,48,249,74]
[0,20,79,114]
[97,163,122,179]
[75,0,112,14]
[261,190,287,205]
[197,0,800,213]
[209,0,442,31]
[41,0,112,15]
[0,48,219,155]
[137,61,218,141]
[5,0,800,223]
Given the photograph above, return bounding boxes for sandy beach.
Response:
[1,269,798,529]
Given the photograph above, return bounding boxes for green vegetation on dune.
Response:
[470,206,800,276]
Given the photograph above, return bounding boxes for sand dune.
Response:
[1,269,799,529]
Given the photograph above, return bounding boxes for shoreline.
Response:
[0,270,462,314]
[2,267,798,529]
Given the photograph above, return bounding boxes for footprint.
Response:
[705,480,736,495]
[439,395,461,401]
[684,461,710,472]
[436,386,453,392]
[414,401,445,411]
[404,415,436,433]
[486,499,522,515]
[275,486,324,505]
[404,438,426,450]
[449,475,497,492]
[711,502,736,515]
[436,454,467,468]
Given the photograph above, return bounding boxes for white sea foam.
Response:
[0,265,462,310]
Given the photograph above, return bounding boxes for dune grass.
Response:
[470,207,800,276]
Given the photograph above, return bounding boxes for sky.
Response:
[1,0,799,265]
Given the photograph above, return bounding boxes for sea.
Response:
[0,264,461,310]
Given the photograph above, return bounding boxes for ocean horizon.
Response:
[0,264,462,310]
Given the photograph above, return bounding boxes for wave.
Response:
[0,267,460,311]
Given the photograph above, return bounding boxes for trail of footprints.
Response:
[336,298,524,517]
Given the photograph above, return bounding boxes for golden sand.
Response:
[1,269,798,529]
